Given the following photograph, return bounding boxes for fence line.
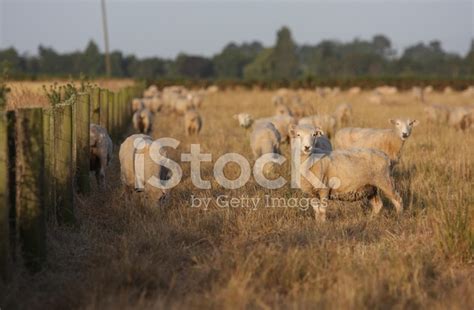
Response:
[0,83,144,278]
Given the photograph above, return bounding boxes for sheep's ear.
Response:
[389,119,396,125]
[289,124,297,138]
[316,129,325,137]
[410,119,420,127]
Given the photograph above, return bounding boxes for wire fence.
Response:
[0,82,145,279]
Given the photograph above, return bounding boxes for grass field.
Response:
[1,87,473,309]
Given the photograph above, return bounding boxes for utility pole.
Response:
[101,0,111,77]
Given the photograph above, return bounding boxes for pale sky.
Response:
[0,0,472,58]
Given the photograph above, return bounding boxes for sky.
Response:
[0,0,473,59]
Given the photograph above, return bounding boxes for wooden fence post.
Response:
[108,91,115,141]
[15,108,46,272]
[75,94,90,194]
[99,89,108,131]
[90,87,100,125]
[54,103,75,224]
[0,106,10,280]
[42,107,56,223]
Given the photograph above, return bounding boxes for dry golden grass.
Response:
[5,79,135,110]
[1,88,473,309]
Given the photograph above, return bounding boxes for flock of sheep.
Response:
[88,84,473,221]
[236,88,421,220]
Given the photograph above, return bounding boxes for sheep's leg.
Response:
[376,178,403,214]
[313,190,329,221]
[369,192,383,215]
[96,156,107,190]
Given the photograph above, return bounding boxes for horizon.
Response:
[1,0,472,59]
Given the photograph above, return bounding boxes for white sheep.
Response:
[275,102,293,116]
[424,104,451,124]
[291,124,332,155]
[233,113,253,129]
[184,110,202,136]
[132,98,144,112]
[412,87,425,102]
[255,115,297,143]
[298,114,337,138]
[143,85,159,98]
[90,123,113,189]
[333,103,353,127]
[173,95,195,115]
[448,106,474,131]
[334,118,419,167]
[290,124,403,221]
[141,96,163,113]
[348,87,361,95]
[250,122,281,159]
[368,93,383,105]
[207,85,219,93]
[132,108,153,135]
[119,134,168,204]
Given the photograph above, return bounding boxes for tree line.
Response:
[1,27,473,81]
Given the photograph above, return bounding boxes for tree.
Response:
[213,42,263,79]
[174,54,213,79]
[372,34,394,58]
[243,48,274,80]
[465,40,474,76]
[272,26,299,79]
[78,40,103,77]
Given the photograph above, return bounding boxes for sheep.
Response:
[250,122,281,159]
[143,85,159,98]
[255,115,297,143]
[272,94,286,106]
[173,95,195,115]
[448,106,474,131]
[132,98,144,112]
[289,124,403,221]
[90,123,113,189]
[462,86,474,97]
[119,134,168,205]
[275,102,293,116]
[444,86,453,94]
[298,114,337,139]
[188,92,204,109]
[348,87,361,95]
[184,110,202,136]
[132,108,153,135]
[334,118,419,167]
[368,93,383,105]
[233,113,253,129]
[424,104,451,124]
[141,96,163,113]
[375,86,398,95]
[207,85,219,93]
[288,95,310,118]
[412,87,425,102]
[291,124,332,155]
[273,93,308,118]
[333,103,353,127]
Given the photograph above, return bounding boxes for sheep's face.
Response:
[289,124,324,155]
[275,104,292,116]
[390,118,420,140]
